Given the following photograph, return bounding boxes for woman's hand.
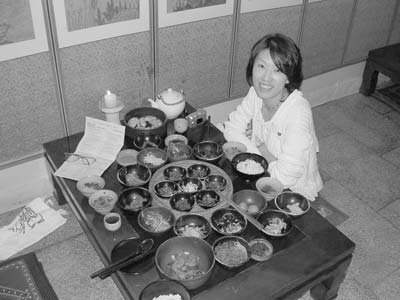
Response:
[257,143,276,163]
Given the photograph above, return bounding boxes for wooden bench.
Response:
[359,43,400,95]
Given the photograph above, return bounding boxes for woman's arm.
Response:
[268,104,313,187]
[223,88,260,153]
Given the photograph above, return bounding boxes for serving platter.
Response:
[149,159,233,219]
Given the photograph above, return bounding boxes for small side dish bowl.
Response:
[222,141,247,161]
[133,132,162,150]
[77,175,105,198]
[194,190,220,209]
[274,191,310,217]
[88,189,117,215]
[117,164,151,187]
[210,208,247,236]
[116,149,138,167]
[139,279,191,300]
[193,141,223,164]
[154,180,180,199]
[138,206,175,235]
[164,134,188,147]
[155,236,215,290]
[204,174,227,192]
[255,177,284,201]
[174,214,211,239]
[167,141,193,162]
[163,165,186,182]
[169,192,195,212]
[179,177,202,193]
[249,238,273,262]
[187,164,210,180]
[213,236,251,269]
[137,148,167,171]
[257,209,293,237]
[232,189,267,216]
[231,152,268,182]
[117,187,152,215]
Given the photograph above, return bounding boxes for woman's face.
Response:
[252,49,288,102]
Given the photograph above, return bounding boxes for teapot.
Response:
[148,88,185,120]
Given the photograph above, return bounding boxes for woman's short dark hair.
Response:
[246,33,303,93]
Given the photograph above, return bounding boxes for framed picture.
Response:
[0,0,48,62]
[241,0,302,13]
[52,0,150,48]
[158,0,234,28]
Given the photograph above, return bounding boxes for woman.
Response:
[223,33,322,200]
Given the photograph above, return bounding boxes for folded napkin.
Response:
[0,197,67,261]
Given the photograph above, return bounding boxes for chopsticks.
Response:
[215,191,266,232]
[90,249,154,280]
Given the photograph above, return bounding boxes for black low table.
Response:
[360,43,400,95]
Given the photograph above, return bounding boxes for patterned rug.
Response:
[373,84,400,112]
[0,252,58,300]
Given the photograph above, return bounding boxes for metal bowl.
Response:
[123,107,167,141]
[137,148,168,171]
[167,141,193,162]
[194,190,221,209]
[174,214,212,239]
[117,187,152,215]
[179,177,202,193]
[231,152,268,182]
[154,180,180,199]
[257,209,293,237]
[187,164,210,180]
[204,174,227,192]
[193,141,223,164]
[210,208,247,236]
[274,191,310,217]
[133,132,162,150]
[163,165,187,182]
[137,206,175,235]
[213,236,251,269]
[139,279,191,300]
[117,164,151,187]
[232,189,267,216]
[155,236,215,290]
[169,192,195,212]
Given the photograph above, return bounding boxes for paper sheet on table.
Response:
[54,117,125,181]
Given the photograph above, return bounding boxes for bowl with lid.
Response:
[123,107,167,140]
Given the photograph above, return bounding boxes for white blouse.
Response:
[223,87,323,200]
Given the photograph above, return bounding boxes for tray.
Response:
[149,159,233,219]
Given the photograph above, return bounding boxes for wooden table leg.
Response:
[359,59,379,96]
[310,257,352,300]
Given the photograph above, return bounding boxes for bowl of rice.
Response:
[138,206,175,235]
[231,152,268,182]
[139,279,191,300]
[213,236,251,269]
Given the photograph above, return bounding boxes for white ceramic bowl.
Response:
[222,141,247,161]
[88,189,118,215]
[76,175,105,198]
[255,177,284,201]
